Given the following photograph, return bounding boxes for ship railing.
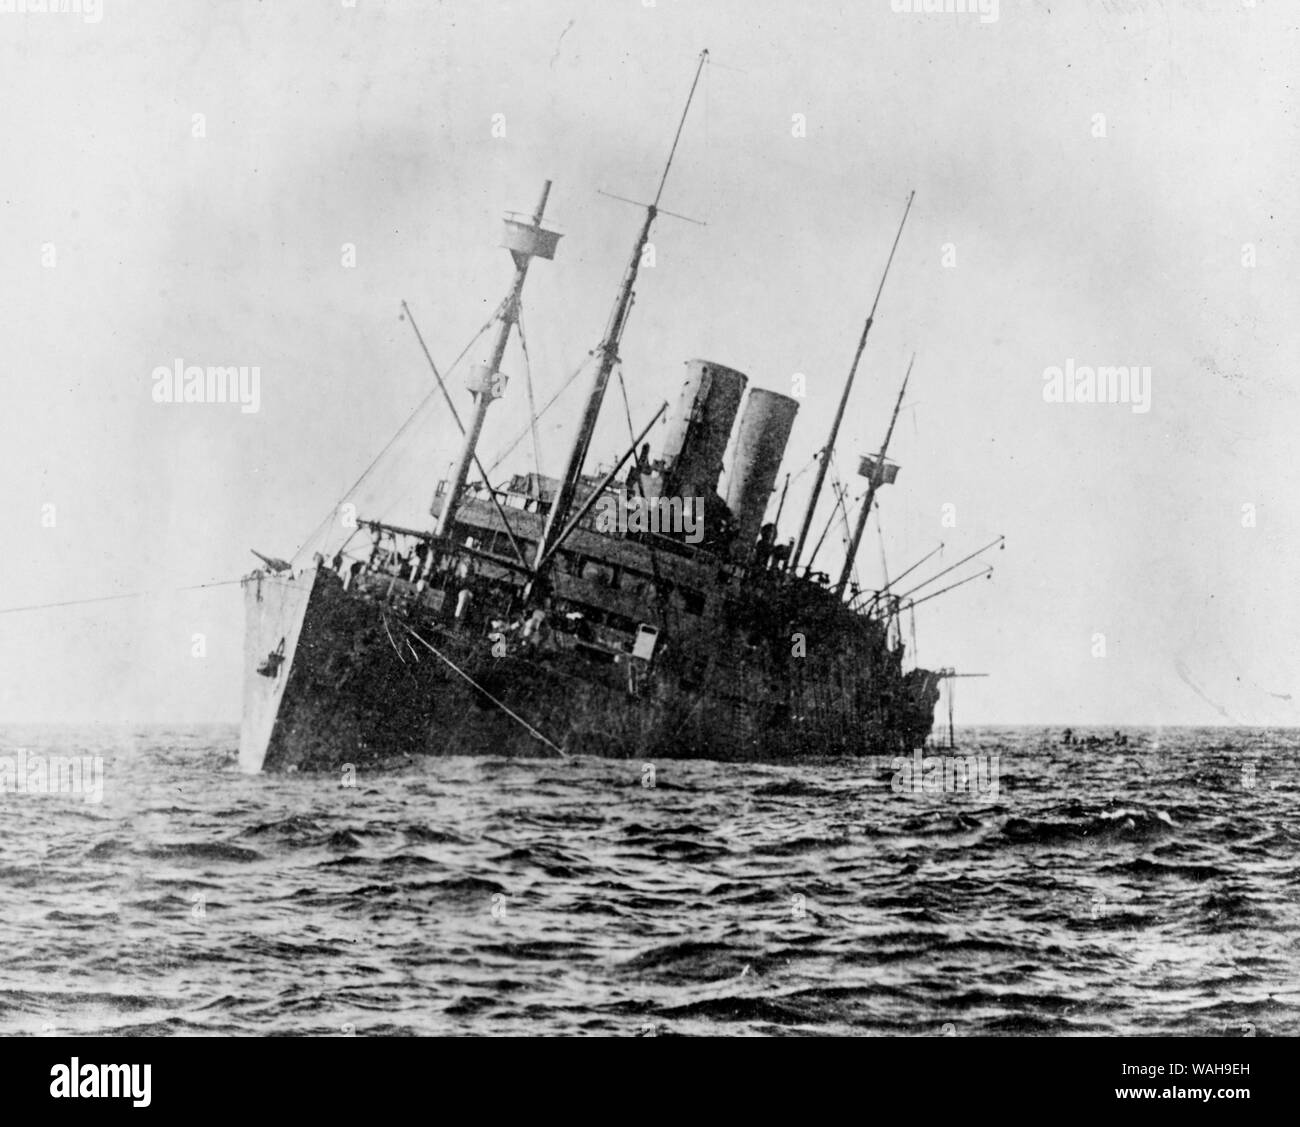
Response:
[357,518,532,577]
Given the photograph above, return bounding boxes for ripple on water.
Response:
[0,724,1297,1035]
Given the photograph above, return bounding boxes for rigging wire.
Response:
[614,360,637,448]
[371,302,503,527]
[788,451,819,485]
[515,305,545,480]
[876,509,892,642]
[0,309,500,618]
[291,306,496,564]
[612,361,673,630]
[842,494,862,594]
[485,352,591,478]
[397,302,530,569]
[876,506,890,590]
[805,455,853,575]
[406,625,566,757]
[0,577,246,617]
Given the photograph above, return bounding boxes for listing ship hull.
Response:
[240,561,941,773]
[238,86,966,771]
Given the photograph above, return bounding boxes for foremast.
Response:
[533,49,711,578]
[435,181,560,537]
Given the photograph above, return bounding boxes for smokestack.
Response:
[723,389,799,562]
[659,359,747,500]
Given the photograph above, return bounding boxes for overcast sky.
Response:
[2,0,1296,726]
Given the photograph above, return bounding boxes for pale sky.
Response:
[1,0,1296,726]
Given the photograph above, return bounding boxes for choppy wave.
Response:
[0,723,1297,1035]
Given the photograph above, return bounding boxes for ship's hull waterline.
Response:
[240,567,942,773]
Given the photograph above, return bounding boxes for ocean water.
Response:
[0,724,1297,1036]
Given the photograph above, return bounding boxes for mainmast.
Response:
[789,191,914,575]
[533,49,710,574]
[435,181,560,537]
[835,352,914,598]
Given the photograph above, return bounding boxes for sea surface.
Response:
[0,725,1297,1036]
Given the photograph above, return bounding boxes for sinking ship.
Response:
[239,52,993,772]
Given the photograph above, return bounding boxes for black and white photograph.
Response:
[0,0,1294,1100]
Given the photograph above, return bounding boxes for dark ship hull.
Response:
[240,556,941,772]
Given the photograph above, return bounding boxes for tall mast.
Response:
[534,49,710,573]
[789,191,914,574]
[435,181,559,537]
[835,352,914,597]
